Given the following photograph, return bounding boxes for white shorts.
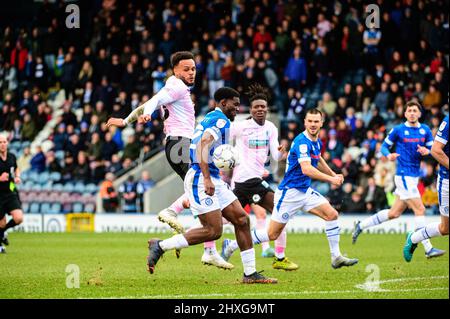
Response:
[394,175,420,200]
[437,176,449,217]
[184,168,237,216]
[272,188,328,224]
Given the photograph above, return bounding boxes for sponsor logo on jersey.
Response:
[252,194,261,203]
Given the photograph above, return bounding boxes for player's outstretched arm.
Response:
[317,156,336,177]
[197,132,216,196]
[300,161,342,186]
[106,104,145,128]
[431,140,449,170]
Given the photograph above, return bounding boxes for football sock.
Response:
[203,241,217,255]
[240,248,256,276]
[251,228,270,245]
[411,222,442,245]
[4,219,17,231]
[159,234,189,251]
[325,220,341,259]
[256,219,270,250]
[229,239,239,252]
[169,194,188,214]
[360,209,390,229]
[414,216,434,253]
[275,228,287,259]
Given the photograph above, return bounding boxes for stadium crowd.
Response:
[0,0,448,213]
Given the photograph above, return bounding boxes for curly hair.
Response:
[246,83,271,104]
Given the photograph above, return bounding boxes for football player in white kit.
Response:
[106,51,232,268]
[220,84,299,270]
[404,115,449,262]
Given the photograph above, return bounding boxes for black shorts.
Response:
[165,136,191,181]
[233,178,274,207]
[0,192,22,219]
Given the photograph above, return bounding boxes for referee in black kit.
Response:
[0,134,24,253]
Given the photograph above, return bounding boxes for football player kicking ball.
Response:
[223,108,358,269]
[221,84,299,271]
[106,51,232,269]
[146,87,278,284]
[404,115,449,261]
[353,101,445,258]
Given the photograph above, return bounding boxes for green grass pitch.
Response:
[0,232,448,299]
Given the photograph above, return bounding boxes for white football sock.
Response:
[411,222,442,244]
[251,228,270,245]
[240,248,256,276]
[229,239,239,252]
[414,216,433,253]
[325,220,341,259]
[159,234,189,251]
[360,209,390,229]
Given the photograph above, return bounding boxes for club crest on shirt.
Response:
[204,198,214,206]
[404,131,409,135]
[252,194,261,203]
[216,119,227,129]
[419,128,425,135]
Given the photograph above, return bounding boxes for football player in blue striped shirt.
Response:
[353,101,445,258]
[404,115,449,261]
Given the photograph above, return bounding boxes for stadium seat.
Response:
[84,203,96,213]
[74,182,86,194]
[29,171,39,183]
[42,181,54,192]
[22,202,30,213]
[52,183,64,192]
[40,202,51,214]
[50,171,61,182]
[37,172,50,185]
[49,203,62,214]
[86,183,98,194]
[29,202,41,214]
[63,183,75,193]
[72,202,84,213]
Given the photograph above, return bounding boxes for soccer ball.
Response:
[213,144,239,171]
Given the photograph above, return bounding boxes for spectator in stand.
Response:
[284,46,307,90]
[206,50,224,99]
[327,129,344,160]
[100,172,119,213]
[30,146,46,173]
[73,151,91,183]
[45,150,62,173]
[364,176,387,214]
[119,175,138,213]
[122,135,140,161]
[136,170,156,212]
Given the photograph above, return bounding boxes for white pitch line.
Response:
[81,286,448,299]
[355,275,449,291]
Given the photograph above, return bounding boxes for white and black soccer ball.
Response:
[212,144,239,171]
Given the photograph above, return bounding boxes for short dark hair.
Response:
[170,51,194,68]
[246,83,270,104]
[404,100,422,112]
[213,87,240,102]
[306,108,323,117]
